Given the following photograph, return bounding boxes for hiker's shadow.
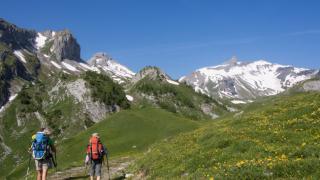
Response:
[112,175,126,180]
[64,175,125,180]
[65,175,89,179]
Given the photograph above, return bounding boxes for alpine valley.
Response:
[0,18,320,179]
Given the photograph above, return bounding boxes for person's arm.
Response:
[49,138,56,153]
[103,145,108,157]
[29,134,36,152]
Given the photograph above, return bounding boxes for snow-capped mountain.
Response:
[34,31,135,83]
[0,18,137,110]
[180,57,319,102]
[88,52,135,83]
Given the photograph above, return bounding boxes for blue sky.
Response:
[2,0,320,78]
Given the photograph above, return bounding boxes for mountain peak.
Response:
[88,52,113,66]
[49,29,81,61]
[224,56,238,65]
[250,60,272,66]
[88,52,135,82]
[132,66,172,83]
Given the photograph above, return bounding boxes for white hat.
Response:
[92,133,99,138]
[43,128,52,135]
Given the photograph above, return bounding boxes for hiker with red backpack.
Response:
[85,133,109,180]
[29,128,56,180]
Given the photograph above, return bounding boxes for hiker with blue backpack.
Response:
[29,128,56,180]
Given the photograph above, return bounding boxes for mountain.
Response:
[0,18,136,109]
[88,52,135,84]
[1,18,320,179]
[180,56,319,103]
[129,66,229,120]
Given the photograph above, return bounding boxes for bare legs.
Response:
[36,168,48,180]
[37,170,42,180]
[42,168,48,180]
[90,176,101,180]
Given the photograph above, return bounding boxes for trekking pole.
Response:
[106,153,111,180]
[84,162,88,177]
[25,151,32,180]
[52,152,58,176]
[55,152,57,168]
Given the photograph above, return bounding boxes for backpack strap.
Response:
[44,138,49,158]
[90,142,93,164]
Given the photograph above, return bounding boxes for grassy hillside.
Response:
[7,107,199,179]
[133,92,320,179]
[130,77,228,120]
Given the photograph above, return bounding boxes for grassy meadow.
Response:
[132,92,320,179]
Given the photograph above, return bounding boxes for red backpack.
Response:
[86,136,104,160]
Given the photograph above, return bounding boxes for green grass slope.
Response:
[133,92,320,179]
[7,107,199,179]
[130,77,228,120]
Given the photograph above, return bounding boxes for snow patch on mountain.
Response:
[79,62,101,73]
[13,50,26,63]
[0,94,17,113]
[35,32,48,50]
[231,100,247,104]
[50,61,62,69]
[166,79,179,85]
[62,61,79,72]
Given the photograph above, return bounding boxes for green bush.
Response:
[83,71,130,109]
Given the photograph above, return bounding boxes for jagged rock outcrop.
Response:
[302,80,320,92]
[65,79,112,122]
[132,66,171,83]
[88,52,135,83]
[0,18,36,50]
[51,30,81,61]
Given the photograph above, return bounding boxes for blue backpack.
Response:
[32,132,50,160]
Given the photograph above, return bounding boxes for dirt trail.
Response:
[48,157,134,180]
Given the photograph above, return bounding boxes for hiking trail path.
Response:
[48,157,141,180]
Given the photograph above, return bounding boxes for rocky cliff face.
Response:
[0,18,36,51]
[0,44,34,107]
[51,30,81,61]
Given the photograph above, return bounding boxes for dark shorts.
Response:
[35,158,52,171]
[89,160,102,177]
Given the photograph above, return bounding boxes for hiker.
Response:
[30,128,56,180]
[85,133,108,180]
